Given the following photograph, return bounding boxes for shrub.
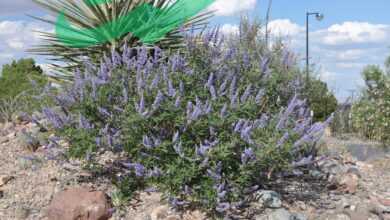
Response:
[351,64,390,144]
[0,58,48,122]
[305,79,338,122]
[40,32,332,216]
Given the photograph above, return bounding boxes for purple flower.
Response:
[255,89,265,104]
[276,132,289,148]
[135,94,146,115]
[216,202,230,213]
[167,79,176,97]
[276,94,298,130]
[172,131,180,143]
[143,135,154,149]
[111,50,122,67]
[98,107,111,118]
[220,103,228,118]
[209,85,217,100]
[240,84,252,103]
[79,114,93,129]
[148,167,162,177]
[218,78,228,95]
[152,90,164,110]
[175,96,181,108]
[179,81,184,95]
[134,163,145,177]
[150,74,160,89]
[173,142,184,157]
[241,148,255,164]
[206,72,214,88]
[169,197,188,208]
[234,119,245,132]
[42,108,68,129]
[260,55,271,76]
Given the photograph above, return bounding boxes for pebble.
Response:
[255,190,282,208]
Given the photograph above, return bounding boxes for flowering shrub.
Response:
[352,65,390,145]
[40,33,332,216]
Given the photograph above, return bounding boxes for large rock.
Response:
[46,187,112,220]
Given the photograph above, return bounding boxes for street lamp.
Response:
[306,12,324,85]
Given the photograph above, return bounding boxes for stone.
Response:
[378,197,390,207]
[292,213,308,220]
[0,175,14,187]
[150,205,170,220]
[14,206,30,220]
[17,130,41,152]
[255,190,282,208]
[346,167,361,178]
[338,173,359,194]
[0,136,9,144]
[267,209,292,220]
[309,170,324,179]
[46,187,112,220]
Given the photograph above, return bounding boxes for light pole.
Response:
[306,12,324,85]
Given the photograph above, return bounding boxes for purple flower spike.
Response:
[241,148,255,164]
[216,202,230,213]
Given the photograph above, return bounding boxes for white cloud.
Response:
[220,24,239,35]
[319,22,390,45]
[0,19,51,68]
[209,0,256,16]
[267,19,304,37]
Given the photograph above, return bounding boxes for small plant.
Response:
[40,30,332,217]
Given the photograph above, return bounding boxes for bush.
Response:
[40,31,332,217]
[0,58,48,122]
[305,79,338,122]
[351,64,390,144]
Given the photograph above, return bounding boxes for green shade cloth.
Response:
[56,0,214,48]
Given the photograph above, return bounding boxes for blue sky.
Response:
[1,0,389,101]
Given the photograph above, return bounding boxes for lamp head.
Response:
[315,13,324,21]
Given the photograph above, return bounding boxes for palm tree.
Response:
[30,0,214,80]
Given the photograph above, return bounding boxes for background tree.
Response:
[0,58,47,100]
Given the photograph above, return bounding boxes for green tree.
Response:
[305,79,338,122]
[0,58,47,100]
[352,61,390,145]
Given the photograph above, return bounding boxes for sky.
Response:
[0,0,389,101]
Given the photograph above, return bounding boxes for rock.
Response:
[150,205,170,220]
[268,209,291,220]
[46,187,112,220]
[0,122,14,135]
[14,206,30,220]
[0,175,14,187]
[255,190,282,208]
[292,213,308,220]
[378,197,390,207]
[12,112,31,124]
[338,173,359,194]
[332,213,351,220]
[17,130,41,152]
[0,136,9,144]
[346,167,361,178]
[309,170,324,179]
